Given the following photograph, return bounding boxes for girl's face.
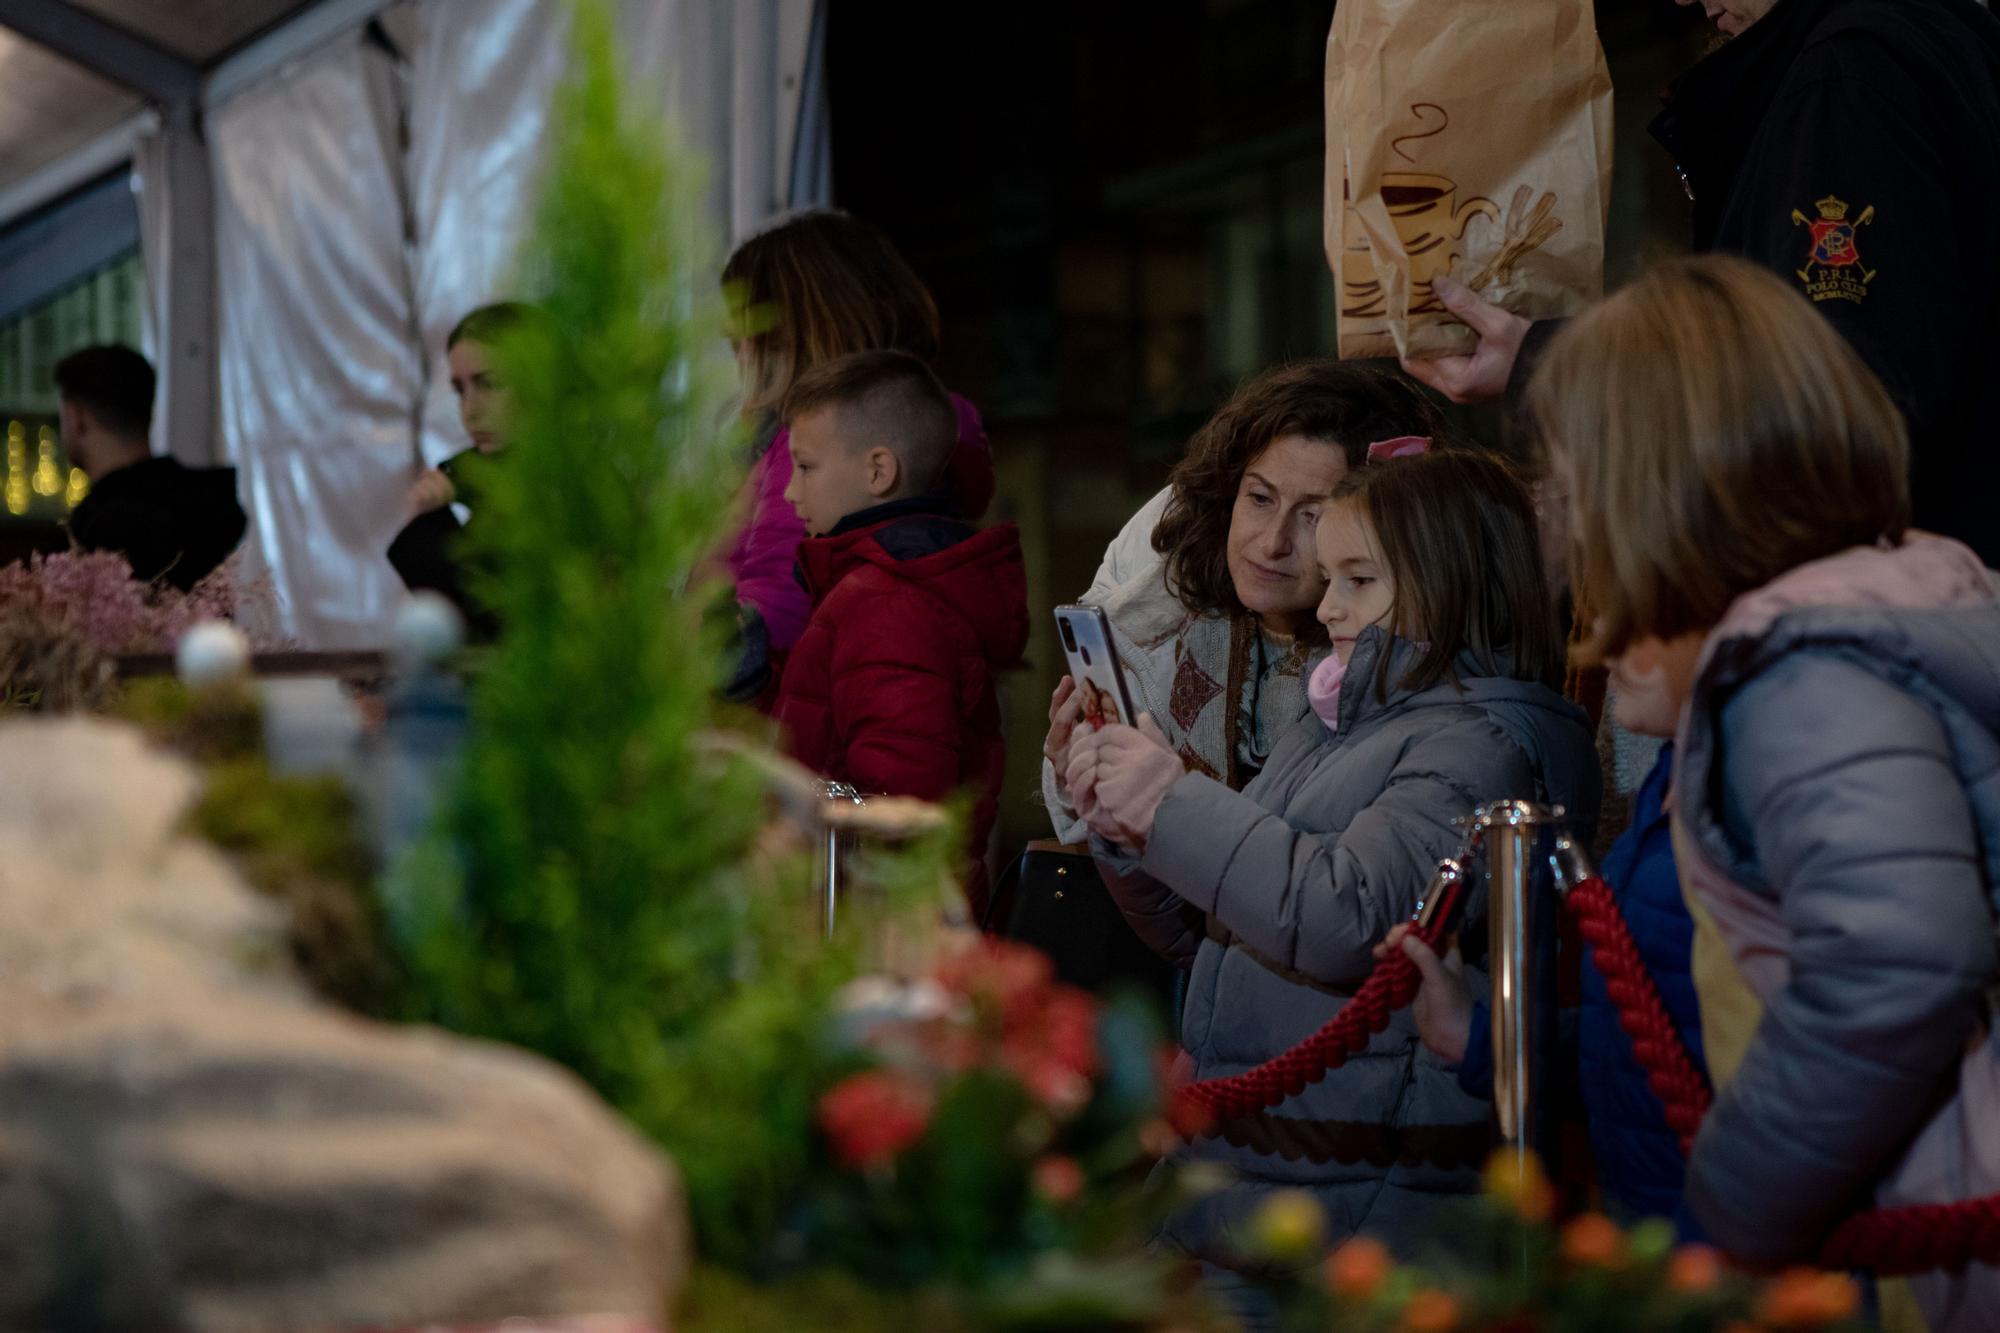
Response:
[448,339,510,454]
[1315,500,1397,664]
[1607,631,1708,739]
[1225,434,1350,635]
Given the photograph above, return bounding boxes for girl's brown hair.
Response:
[1529,255,1909,664]
[1333,449,1564,695]
[1153,360,1446,616]
[722,210,941,417]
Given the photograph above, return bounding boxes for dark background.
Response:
[828,0,1708,857]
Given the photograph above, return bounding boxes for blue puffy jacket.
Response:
[1459,745,1707,1223]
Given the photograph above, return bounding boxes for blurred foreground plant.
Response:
[384,0,957,1272]
[1244,1153,1867,1333]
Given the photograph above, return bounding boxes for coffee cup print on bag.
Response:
[1341,172,1500,320]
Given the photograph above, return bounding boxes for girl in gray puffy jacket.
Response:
[1068,450,1599,1320]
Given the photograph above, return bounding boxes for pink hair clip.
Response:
[1365,435,1431,463]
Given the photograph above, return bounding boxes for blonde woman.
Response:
[1533,254,2000,1331]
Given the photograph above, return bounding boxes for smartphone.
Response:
[1054,604,1139,731]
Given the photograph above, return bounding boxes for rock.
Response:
[0,718,686,1330]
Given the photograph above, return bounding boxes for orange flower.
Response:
[816,1070,933,1170]
[1325,1237,1393,1302]
[1757,1268,1862,1327]
[1031,1154,1086,1205]
[1139,1117,1183,1158]
[1559,1213,1626,1269]
[1402,1290,1461,1333]
[1481,1150,1554,1224]
[1667,1244,1725,1293]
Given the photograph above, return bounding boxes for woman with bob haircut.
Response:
[1040,361,1445,842]
[1531,253,2000,1331]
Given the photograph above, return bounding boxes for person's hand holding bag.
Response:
[1070,714,1184,851]
[1398,277,1533,405]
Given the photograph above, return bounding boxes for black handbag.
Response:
[987,840,1179,1010]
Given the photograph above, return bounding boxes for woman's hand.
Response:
[406,467,456,520]
[1070,714,1183,851]
[1374,924,1474,1063]
[1044,676,1085,805]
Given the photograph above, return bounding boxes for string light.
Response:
[31,427,60,498]
[64,467,88,509]
[5,422,27,516]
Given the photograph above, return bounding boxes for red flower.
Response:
[817,1070,934,1170]
[1031,1154,1086,1205]
[1038,988,1099,1073]
[937,938,1055,1023]
[999,986,1100,1115]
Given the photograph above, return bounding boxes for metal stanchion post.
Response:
[818,782,866,939]
[1477,801,1545,1170]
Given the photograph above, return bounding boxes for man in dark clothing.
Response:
[1406,0,2000,566]
[56,346,246,590]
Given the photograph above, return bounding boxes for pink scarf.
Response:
[1307,654,1348,731]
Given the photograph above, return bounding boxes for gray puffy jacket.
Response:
[1096,629,1599,1264]
[1676,595,2000,1285]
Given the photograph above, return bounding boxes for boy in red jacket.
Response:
[773,350,1028,917]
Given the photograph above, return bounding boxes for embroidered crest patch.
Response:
[1790,194,1876,304]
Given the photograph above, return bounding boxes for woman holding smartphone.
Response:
[1040,362,1445,842]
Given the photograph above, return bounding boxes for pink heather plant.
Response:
[0,548,259,657]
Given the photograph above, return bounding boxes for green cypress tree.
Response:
[391,0,952,1266]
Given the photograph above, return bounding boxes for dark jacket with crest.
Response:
[1648,0,2000,563]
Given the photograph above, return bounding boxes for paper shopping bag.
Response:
[1325,0,1614,360]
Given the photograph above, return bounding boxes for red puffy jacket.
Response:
[725,394,994,653]
[774,504,1028,917]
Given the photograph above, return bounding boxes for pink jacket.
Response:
[1673,537,2000,1328]
[725,393,993,652]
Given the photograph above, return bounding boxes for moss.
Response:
[191,757,405,1016]
[112,677,405,1015]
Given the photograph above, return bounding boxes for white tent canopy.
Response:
[0,0,829,647]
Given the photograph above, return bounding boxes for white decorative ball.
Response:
[394,591,464,667]
[176,620,251,688]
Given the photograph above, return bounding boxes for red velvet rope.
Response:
[1180,873,2000,1276]
[1179,914,1447,1121]
[1565,875,1712,1154]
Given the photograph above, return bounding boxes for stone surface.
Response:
[0,718,686,1331]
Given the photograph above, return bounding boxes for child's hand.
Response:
[1375,924,1474,1063]
[1065,717,1105,820]
[1076,714,1182,852]
[1044,677,1085,802]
